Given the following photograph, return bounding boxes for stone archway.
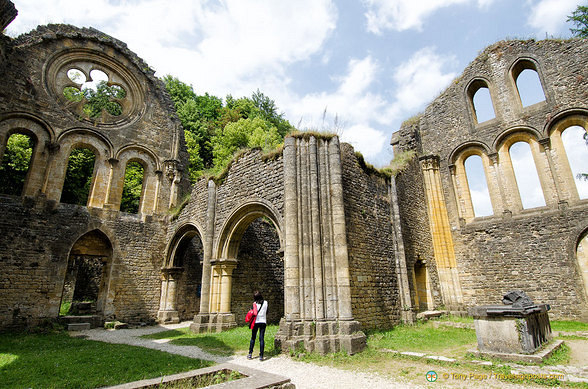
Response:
[158,224,204,323]
[577,231,588,300]
[231,217,284,325]
[60,230,113,317]
[192,201,284,332]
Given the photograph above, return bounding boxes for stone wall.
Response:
[0,196,166,328]
[393,39,588,319]
[341,144,401,330]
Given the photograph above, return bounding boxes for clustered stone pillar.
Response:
[275,135,366,355]
[420,155,464,312]
[157,267,183,323]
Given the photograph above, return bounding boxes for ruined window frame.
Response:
[509,58,547,110]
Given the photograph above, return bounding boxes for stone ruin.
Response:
[0,0,587,355]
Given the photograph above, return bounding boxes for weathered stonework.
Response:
[393,39,588,320]
[1,0,586,357]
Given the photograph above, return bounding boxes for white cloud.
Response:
[362,0,495,33]
[8,0,337,98]
[386,47,457,120]
[526,0,580,35]
[285,56,386,127]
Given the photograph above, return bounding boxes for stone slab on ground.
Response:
[468,339,564,363]
[416,310,446,320]
[103,362,293,389]
[67,323,91,331]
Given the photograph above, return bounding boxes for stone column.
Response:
[390,174,415,323]
[549,131,578,203]
[191,180,217,333]
[538,138,565,207]
[157,267,183,323]
[328,137,353,321]
[87,156,111,208]
[275,135,366,355]
[219,260,238,313]
[420,155,463,311]
[282,136,300,321]
[102,158,119,209]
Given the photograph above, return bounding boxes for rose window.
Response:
[44,50,144,127]
[63,68,127,119]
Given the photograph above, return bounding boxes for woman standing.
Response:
[248,291,268,361]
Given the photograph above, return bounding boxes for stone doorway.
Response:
[413,260,432,311]
[231,217,284,325]
[577,232,588,300]
[60,230,113,317]
[159,225,204,323]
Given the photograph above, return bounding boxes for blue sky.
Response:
[6,0,584,168]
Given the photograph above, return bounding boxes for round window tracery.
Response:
[45,50,145,127]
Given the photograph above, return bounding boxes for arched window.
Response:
[515,69,545,107]
[468,80,495,124]
[0,133,34,196]
[60,147,96,205]
[561,125,588,199]
[512,59,545,108]
[464,155,493,217]
[120,160,145,214]
[509,141,546,209]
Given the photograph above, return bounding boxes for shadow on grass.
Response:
[0,331,212,389]
[171,336,235,356]
[141,329,187,340]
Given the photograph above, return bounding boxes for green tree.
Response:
[212,117,281,169]
[120,161,144,214]
[61,148,96,205]
[0,133,34,195]
[568,5,588,37]
[162,75,293,181]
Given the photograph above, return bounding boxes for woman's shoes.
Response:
[247,354,252,360]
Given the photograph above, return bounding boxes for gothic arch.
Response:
[449,143,497,221]
[47,129,113,205]
[111,144,161,214]
[215,200,284,261]
[61,228,114,318]
[0,114,55,197]
[159,222,205,322]
[546,112,588,203]
[508,57,547,108]
[465,77,497,124]
[164,222,205,268]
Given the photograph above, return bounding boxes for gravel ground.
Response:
[75,322,421,388]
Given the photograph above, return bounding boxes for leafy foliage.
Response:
[63,81,126,119]
[162,76,293,181]
[60,148,96,205]
[0,133,34,195]
[120,161,144,214]
[568,5,588,38]
[212,117,282,169]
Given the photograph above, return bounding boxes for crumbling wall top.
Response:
[0,0,17,32]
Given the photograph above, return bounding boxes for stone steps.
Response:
[60,315,103,330]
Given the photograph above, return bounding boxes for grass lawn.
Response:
[367,320,477,356]
[141,325,279,357]
[551,320,588,332]
[0,331,213,389]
